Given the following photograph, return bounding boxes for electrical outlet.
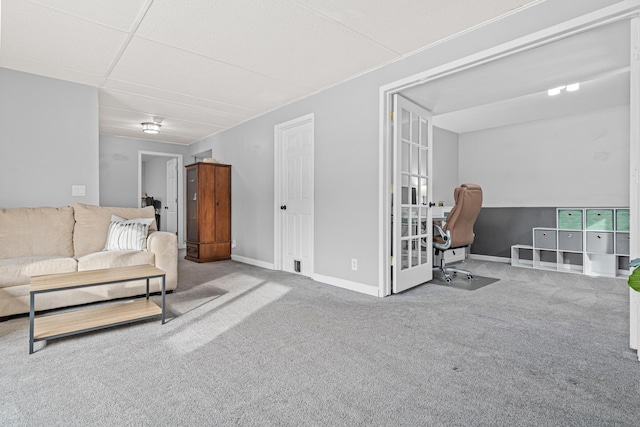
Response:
[231,240,236,249]
[351,258,358,271]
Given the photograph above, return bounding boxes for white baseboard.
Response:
[468,254,511,264]
[312,273,379,297]
[231,254,275,270]
[230,256,379,297]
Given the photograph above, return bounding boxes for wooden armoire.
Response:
[185,162,231,262]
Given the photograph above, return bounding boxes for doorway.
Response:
[138,151,185,247]
[379,8,639,297]
[274,114,315,276]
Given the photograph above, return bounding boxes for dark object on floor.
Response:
[430,274,499,291]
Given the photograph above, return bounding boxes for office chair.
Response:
[432,183,483,283]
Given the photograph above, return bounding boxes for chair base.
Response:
[433,259,473,284]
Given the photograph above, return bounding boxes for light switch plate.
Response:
[72,185,85,196]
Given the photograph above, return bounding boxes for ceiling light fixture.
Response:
[566,82,580,92]
[547,86,565,96]
[141,117,163,134]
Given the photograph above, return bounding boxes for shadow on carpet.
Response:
[430,273,500,291]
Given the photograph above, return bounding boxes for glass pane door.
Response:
[393,95,433,293]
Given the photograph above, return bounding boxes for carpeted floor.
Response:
[1,255,639,426]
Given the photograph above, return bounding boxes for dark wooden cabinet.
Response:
[185,162,231,262]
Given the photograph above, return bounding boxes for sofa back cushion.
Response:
[73,203,157,257]
[0,206,75,259]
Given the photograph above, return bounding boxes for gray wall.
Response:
[0,68,99,208]
[432,127,459,206]
[188,0,621,287]
[459,105,629,208]
[99,135,188,208]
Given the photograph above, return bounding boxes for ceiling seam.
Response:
[99,0,155,88]
[131,34,319,92]
[103,78,257,112]
[99,105,233,128]
[99,129,193,145]
[294,0,400,55]
[101,88,250,118]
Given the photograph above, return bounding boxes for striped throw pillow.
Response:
[103,215,154,251]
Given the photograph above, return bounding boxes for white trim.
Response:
[138,150,185,248]
[467,254,510,264]
[273,113,315,274]
[378,1,640,299]
[378,91,392,297]
[312,273,380,297]
[630,16,640,355]
[231,254,275,270]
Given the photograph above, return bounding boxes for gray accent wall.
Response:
[0,68,99,208]
[472,207,557,258]
[461,104,629,260]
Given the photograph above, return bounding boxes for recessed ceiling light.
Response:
[566,82,580,92]
[548,86,565,96]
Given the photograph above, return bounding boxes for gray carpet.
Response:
[1,255,640,426]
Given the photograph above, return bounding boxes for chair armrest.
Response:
[147,231,178,289]
[433,224,452,251]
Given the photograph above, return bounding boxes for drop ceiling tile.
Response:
[102,79,258,117]
[135,0,396,89]
[108,36,312,111]
[1,0,129,76]
[99,89,248,128]
[300,0,536,54]
[27,0,148,31]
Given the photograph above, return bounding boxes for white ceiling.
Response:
[0,0,538,145]
[406,19,631,133]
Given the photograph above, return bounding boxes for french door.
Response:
[392,95,434,293]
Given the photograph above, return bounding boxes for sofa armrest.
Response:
[147,231,178,290]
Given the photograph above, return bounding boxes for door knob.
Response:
[281,205,287,210]
[428,202,436,207]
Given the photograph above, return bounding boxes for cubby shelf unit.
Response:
[511,208,630,278]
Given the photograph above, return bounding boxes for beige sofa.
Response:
[0,203,178,317]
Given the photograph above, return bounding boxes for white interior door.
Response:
[166,158,178,235]
[392,94,433,293]
[280,121,314,276]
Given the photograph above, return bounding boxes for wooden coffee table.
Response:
[29,265,166,354]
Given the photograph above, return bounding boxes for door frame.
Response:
[378,1,640,297]
[138,150,185,248]
[273,113,315,273]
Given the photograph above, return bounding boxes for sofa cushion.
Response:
[0,256,78,287]
[76,250,155,271]
[73,203,157,257]
[0,207,75,259]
